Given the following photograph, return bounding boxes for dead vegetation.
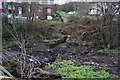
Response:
[1,2,120,79]
[2,13,120,78]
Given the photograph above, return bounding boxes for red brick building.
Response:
[14,2,55,19]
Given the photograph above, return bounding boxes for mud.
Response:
[2,42,120,78]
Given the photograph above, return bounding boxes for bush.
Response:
[3,20,59,48]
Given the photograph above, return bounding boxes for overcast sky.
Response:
[54,0,120,5]
[0,0,120,5]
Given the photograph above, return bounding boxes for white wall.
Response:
[0,2,2,8]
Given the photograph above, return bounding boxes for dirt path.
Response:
[63,18,68,23]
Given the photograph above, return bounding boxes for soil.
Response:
[2,42,120,78]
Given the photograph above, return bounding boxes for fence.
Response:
[14,16,27,24]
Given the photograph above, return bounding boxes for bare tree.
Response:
[97,2,119,48]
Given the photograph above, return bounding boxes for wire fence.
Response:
[14,17,27,24]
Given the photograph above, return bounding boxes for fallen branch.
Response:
[0,65,14,78]
[27,68,66,79]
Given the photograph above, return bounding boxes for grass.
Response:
[98,49,120,54]
[98,44,120,54]
[45,60,111,78]
[59,13,71,18]
[43,35,78,45]
[41,20,62,24]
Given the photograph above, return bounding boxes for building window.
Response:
[38,7,42,12]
